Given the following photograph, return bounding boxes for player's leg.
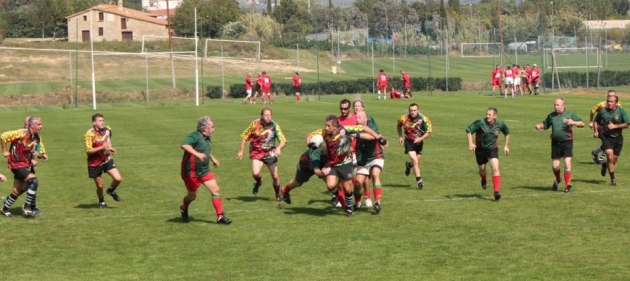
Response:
[180,176,200,223]
[251,159,264,195]
[353,173,367,209]
[93,176,106,208]
[265,161,281,200]
[105,166,122,201]
[370,164,383,213]
[478,163,487,189]
[377,86,382,100]
[21,173,38,216]
[488,158,501,200]
[280,178,304,205]
[1,177,25,217]
[409,147,424,188]
[244,90,252,104]
[202,177,231,224]
[563,157,573,192]
[551,158,561,191]
[341,178,354,216]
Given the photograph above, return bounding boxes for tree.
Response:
[611,0,629,17]
[29,0,54,38]
[447,0,460,15]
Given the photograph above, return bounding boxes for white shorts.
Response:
[504,77,514,85]
[513,77,521,86]
[356,159,385,176]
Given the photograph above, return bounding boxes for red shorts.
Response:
[262,86,271,93]
[491,79,501,86]
[182,172,215,192]
[378,84,387,91]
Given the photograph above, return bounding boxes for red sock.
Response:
[373,187,382,202]
[365,190,371,199]
[564,171,572,187]
[492,175,501,193]
[481,174,487,181]
[273,184,280,197]
[355,194,362,203]
[211,197,223,218]
[282,185,290,195]
[182,197,191,210]
[553,170,561,182]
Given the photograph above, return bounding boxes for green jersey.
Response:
[297,147,325,173]
[181,130,211,177]
[357,118,384,165]
[594,106,630,138]
[541,110,582,142]
[465,118,510,150]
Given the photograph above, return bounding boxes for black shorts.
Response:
[601,135,623,156]
[253,84,261,93]
[551,140,573,159]
[11,168,32,181]
[294,169,315,184]
[262,156,278,165]
[88,159,117,179]
[330,164,354,180]
[293,86,301,94]
[404,139,424,155]
[475,148,499,165]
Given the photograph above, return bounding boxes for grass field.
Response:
[1,92,629,280]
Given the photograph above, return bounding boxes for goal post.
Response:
[542,47,601,69]
[204,39,261,61]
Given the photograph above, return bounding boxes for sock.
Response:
[338,190,345,207]
[481,174,487,181]
[254,176,262,186]
[365,190,371,199]
[25,190,36,206]
[273,184,280,197]
[211,195,224,218]
[563,171,572,187]
[3,194,17,211]
[282,185,290,195]
[610,172,615,180]
[98,197,105,203]
[593,146,602,154]
[344,192,353,211]
[553,170,561,182]
[373,184,382,202]
[492,175,501,193]
[416,176,422,182]
[182,195,192,210]
[354,190,362,203]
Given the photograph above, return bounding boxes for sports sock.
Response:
[344,192,353,211]
[211,195,224,218]
[593,146,602,154]
[373,184,382,202]
[481,174,487,181]
[354,191,362,203]
[415,176,422,182]
[3,194,17,211]
[492,175,501,192]
[610,172,615,180]
[282,185,290,195]
[553,170,561,182]
[365,190,371,199]
[254,176,262,186]
[563,171,572,187]
[182,195,192,210]
[273,184,280,197]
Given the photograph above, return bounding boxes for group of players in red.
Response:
[490,64,541,98]
[377,69,414,100]
[242,72,303,104]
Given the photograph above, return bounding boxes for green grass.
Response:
[1,92,630,280]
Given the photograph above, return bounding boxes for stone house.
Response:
[66,0,169,42]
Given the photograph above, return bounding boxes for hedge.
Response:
[542,70,630,89]
[206,76,462,99]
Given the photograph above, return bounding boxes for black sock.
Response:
[610,172,615,180]
[416,177,422,182]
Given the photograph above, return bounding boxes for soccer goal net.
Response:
[460,43,503,57]
[542,47,601,69]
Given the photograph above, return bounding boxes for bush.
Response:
[542,70,630,89]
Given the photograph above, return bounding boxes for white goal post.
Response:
[542,47,601,69]
[204,39,261,61]
[460,43,503,58]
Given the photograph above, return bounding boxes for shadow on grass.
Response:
[307,199,330,205]
[75,203,115,209]
[444,193,488,200]
[577,161,603,165]
[230,196,274,203]
[572,178,606,184]
[282,206,338,217]
[512,185,553,191]
[165,216,214,224]
[382,184,412,188]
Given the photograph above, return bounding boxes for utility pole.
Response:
[497,0,505,66]
[166,0,176,89]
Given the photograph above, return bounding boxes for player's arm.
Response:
[181,144,206,161]
[237,122,254,159]
[503,134,510,155]
[593,112,601,137]
[209,153,219,167]
[465,122,478,151]
[274,124,287,157]
[607,109,630,130]
[567,115,585,128]
[535,117,550,130]
[396,117,404,145]
[415,116,433,143]
[85,132,106,155]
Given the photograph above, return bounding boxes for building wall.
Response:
[68,10,168,42]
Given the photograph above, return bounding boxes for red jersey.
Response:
[530,67,540,80]
[377,73,389,86]
[2,128,45,170]
[261,75,272,92]
[84,126,112,167]
[292,75,300,87]
[512,66,519,76]
[491,68,502,80]
[245,75,253,90]
[240,119,286,160]
[504,69,514,78]
[256,75,263,87]
[308,125,364,167]
[402,73,411,88]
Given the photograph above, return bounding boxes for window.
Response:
[83,15,87,21]
[122,31,133,41]
[98,27,103,36]
[121,18,127,30]
[98,12,104,22]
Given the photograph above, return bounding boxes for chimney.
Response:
[118,0,123,10]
